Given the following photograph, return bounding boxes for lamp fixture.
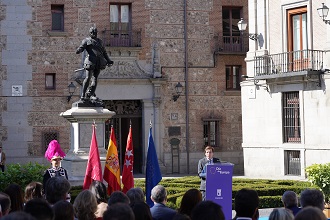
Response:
[241,75,269,92]
[67,82,76,102]
[318,3,330,24]
[173,82,183,102]
[237,18,259,41]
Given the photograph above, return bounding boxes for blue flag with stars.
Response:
[146,126,162,207]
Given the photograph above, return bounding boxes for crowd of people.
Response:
[0,144,329,220]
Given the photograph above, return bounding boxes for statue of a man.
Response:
[76,27,113,101]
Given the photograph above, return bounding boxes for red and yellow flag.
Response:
[122,125,134,193]
[103,126,121,195]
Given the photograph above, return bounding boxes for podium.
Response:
[206,163,234,220]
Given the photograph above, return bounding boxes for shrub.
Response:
[0,162,48,191]
[306,163,330,203]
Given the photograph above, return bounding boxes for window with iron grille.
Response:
[203,119,220,147]
[51,5,64,31]
[43,132,59,153]
[284,150,301,175]
[283,92,301,143]
[226,65,241,90]
[109,4,132,47]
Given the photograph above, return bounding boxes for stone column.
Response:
[60,107,115,182]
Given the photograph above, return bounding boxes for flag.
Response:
[83,123,103,190]
[103,126,121,195]
[146,126,162,207]
[122,125,134,193]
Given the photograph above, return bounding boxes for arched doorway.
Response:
[104,100,143,174]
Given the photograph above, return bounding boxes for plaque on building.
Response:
[168,126,181,136]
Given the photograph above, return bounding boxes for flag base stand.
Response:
[60,106,115,183]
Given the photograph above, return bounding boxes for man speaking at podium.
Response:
[198,146,221,200]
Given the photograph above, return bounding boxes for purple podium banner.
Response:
[206,163,234,220]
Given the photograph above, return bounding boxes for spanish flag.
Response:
[103,126,121,195]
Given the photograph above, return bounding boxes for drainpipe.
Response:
[184,0,190,173]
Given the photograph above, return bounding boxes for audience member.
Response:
[1,211,36,220]
[0,192,11,216]
[103,203,135,220]
[131,201,152,220]
[233,188,259,220]
[268,208,294,220]
[126,187,145,206]
[73,190,97,220]
[282,191,301,216]
[300,188,325,210]
[173,213,191,220]
[191,200,225,220]
[23,198,54,220]
[4,183,24,213]
[89,180,108,219]
[44,176,71,205]
[108,191,130,206]
[177,189,202,217]
[294,206,327,220]
[150,185,177,220]
[52,200,74,220]
[24,182,44,202]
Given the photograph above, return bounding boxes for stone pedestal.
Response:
[60,106,115,183]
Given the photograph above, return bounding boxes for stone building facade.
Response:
[0,0,247,175]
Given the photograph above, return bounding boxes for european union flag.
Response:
[146,126,162,207]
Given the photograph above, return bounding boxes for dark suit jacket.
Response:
[198,157,221,190]
[150,203,177,220]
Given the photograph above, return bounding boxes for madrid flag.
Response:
[103,126,121,195]
[122,125,134,193]
[83,123,103,189]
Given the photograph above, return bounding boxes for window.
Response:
[109,4,131,46]
[222,7,242,51]
[283,92,301,143]
[226,66,241,90]
[43,132,58,153]
[284,150,301,175]
[287,7,308,70]
[203,119,220,147]
[45,73,55,89]
[51,5,64,31]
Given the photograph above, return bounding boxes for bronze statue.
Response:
[75,27,113,106]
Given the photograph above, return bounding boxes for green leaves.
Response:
[306,163,330,203]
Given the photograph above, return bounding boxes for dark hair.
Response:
[45,176,71,205]
[131,202,152,220]
[24,198,54,220]
[24,182,44,202]
[234,188,259,218]
[282,191,298,207]
[89,180,107,203]
[108,191,130,206]
[191,200,225,220]
[0,192,11,214]
[4,183,24,212]
[1,211,36,220]
[178,189,202,217]
[103,203,135,220]
[295,206,327,220]
[300,189,325,210]
[53,200,74,220]
[126,187,145,205]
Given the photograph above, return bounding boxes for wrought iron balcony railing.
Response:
[216,35,249,54]
[254,49,324,79]
[101,29,142,47]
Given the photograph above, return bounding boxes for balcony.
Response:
[101,29,142,47]
[254,50,324,81]
[216,35,249,54]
